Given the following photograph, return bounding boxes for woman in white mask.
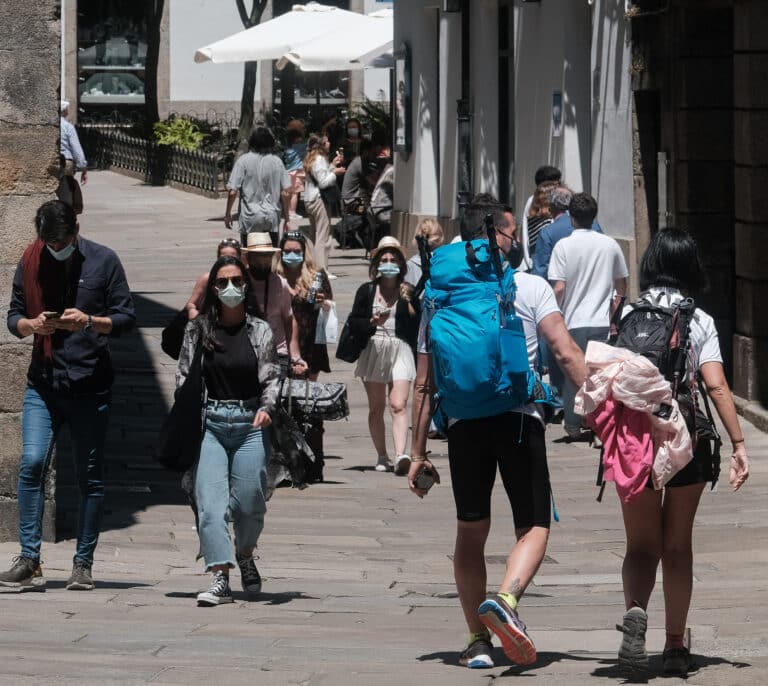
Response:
[347,237,419,474]
[176,255,280,607]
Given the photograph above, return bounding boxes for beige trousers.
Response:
[306,195,332,271]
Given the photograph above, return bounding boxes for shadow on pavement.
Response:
[45,580,155,590]
[590,653,752,682]
[55,293,186,539]
[164,590,319,604]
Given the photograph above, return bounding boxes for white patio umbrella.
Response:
[280,9,393,71]
[194,2,372,64]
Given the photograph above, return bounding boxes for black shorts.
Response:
[649,437,719,489]
[447,412,551,528]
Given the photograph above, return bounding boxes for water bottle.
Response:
[308,271,323,305]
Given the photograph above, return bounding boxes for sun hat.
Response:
[370,235,407,262]
[244,232,280,253]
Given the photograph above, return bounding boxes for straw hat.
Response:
[243,232,280,253]
[370,235,407,262]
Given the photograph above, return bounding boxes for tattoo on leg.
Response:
[510,577,523,599]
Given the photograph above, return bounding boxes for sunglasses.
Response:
[283,231,306,242]
[214,276,244,289]
[218,238,241,249]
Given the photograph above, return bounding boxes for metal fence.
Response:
[78,127,232,195]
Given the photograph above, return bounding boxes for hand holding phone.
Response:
[413,468,435,492]
[42,311,62,320]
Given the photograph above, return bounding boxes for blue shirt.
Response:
[60,117,88,171]
[283,143,307,172]
[8,236,136,393]
[531,213,603,279]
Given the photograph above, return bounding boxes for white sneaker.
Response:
[375,455,392,472]
[394,454,411,476]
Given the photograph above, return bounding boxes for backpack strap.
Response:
[697,372,722,490]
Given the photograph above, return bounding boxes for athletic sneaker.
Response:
[478,594,537,665]
[66,560,95,590]
[0,555,45,591]
[236,553,262,594]
[394,454,411,476]
[375,455,392,472]
[616,607,649,670]
[662,647,696,677]
[197,570,233,606]
[458,637,494,669]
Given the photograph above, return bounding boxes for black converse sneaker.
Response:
[197,570,233,606]
[0,556,45,591]
[236,553,262,594]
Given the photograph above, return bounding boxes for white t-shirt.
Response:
[418,270,560,423]
[624,287,723,380]
[548,229,629,329]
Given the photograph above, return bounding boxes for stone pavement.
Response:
[0,171,766,685]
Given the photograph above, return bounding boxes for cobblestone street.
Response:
[0,172,766,685]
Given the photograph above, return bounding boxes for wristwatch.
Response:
[84,314,93,332]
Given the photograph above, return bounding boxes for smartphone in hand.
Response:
[413,468,435,492]
[42,311,62,319]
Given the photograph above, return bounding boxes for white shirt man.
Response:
[548,193,628,437]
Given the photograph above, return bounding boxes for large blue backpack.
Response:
[424,239,536,424]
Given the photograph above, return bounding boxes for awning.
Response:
[280,9,393,71]
[194,2,374,65]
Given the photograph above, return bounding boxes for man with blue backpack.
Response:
[407,198,587,669]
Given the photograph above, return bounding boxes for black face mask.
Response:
[495,229,524,269]
[248,264,270,279]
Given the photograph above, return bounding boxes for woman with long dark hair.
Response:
[176,255,280,607]
[611,229,749,676]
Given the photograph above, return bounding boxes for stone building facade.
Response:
[0,2,61,538]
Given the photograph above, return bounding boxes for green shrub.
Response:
[153,116,207,151]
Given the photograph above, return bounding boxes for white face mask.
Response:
[47,241,76,261]
[217,280,246,308]
[377,262,401,279]
[347,127,359,138]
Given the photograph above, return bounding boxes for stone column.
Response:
[733,0,768,420]
[0,2,60,540]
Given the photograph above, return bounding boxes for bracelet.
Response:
[411,455,428,462]
[731,438,745,445]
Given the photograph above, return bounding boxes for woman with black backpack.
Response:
[609,229,749,677]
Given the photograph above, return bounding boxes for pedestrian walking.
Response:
[405,217,444,288]
[176,255,280,606]
[578,229,749,676]
[273,231,334,479]
[1,200,135,591]
[243,232,307,379]
[303,133,345,275]
[349,237,419,475]
[519,165,561,271]
[225,127,291,246]
[283,119,307,223]
[408,199,586,669]
[548,192,628,439]
[60,100,88,185]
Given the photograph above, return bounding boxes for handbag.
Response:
[335,317,370,363]
[161,308,188,360]
[156,344,205,472]
[281,378,349,422]
[320,182,341,208]
[315,303,338,344]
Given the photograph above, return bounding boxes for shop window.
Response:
[77,0,147,113]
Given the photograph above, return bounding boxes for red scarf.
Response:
[21,240,65,364]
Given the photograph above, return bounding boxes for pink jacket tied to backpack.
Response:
[575,341,692,503]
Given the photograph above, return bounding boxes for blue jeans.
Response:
[19,384,111,565]
[551,326,609,432]
[194,401,271,571]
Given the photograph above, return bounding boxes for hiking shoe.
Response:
[197,570,233,606]
[458,637,494,668]
[663,647,696,677]
[616,607,649,671]
[375,455,392,472]
[0,555,45,591]
[66,560,95,590]
[394,454,411,476]
[236,553,262,595]
[478,594,537,665]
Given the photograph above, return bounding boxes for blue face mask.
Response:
[46,241,76,262]
[377,262,401,279]
[282,252,304,267]
[217,281,246,308]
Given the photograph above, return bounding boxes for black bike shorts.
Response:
[446,412,551,528]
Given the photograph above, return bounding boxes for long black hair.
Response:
[198,256,263,351]
[639,227,707,295]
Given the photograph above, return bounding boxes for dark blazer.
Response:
[347,281,420,358]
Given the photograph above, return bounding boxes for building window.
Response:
[77,0,148,118]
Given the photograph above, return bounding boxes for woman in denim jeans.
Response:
[176,255,280,606]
